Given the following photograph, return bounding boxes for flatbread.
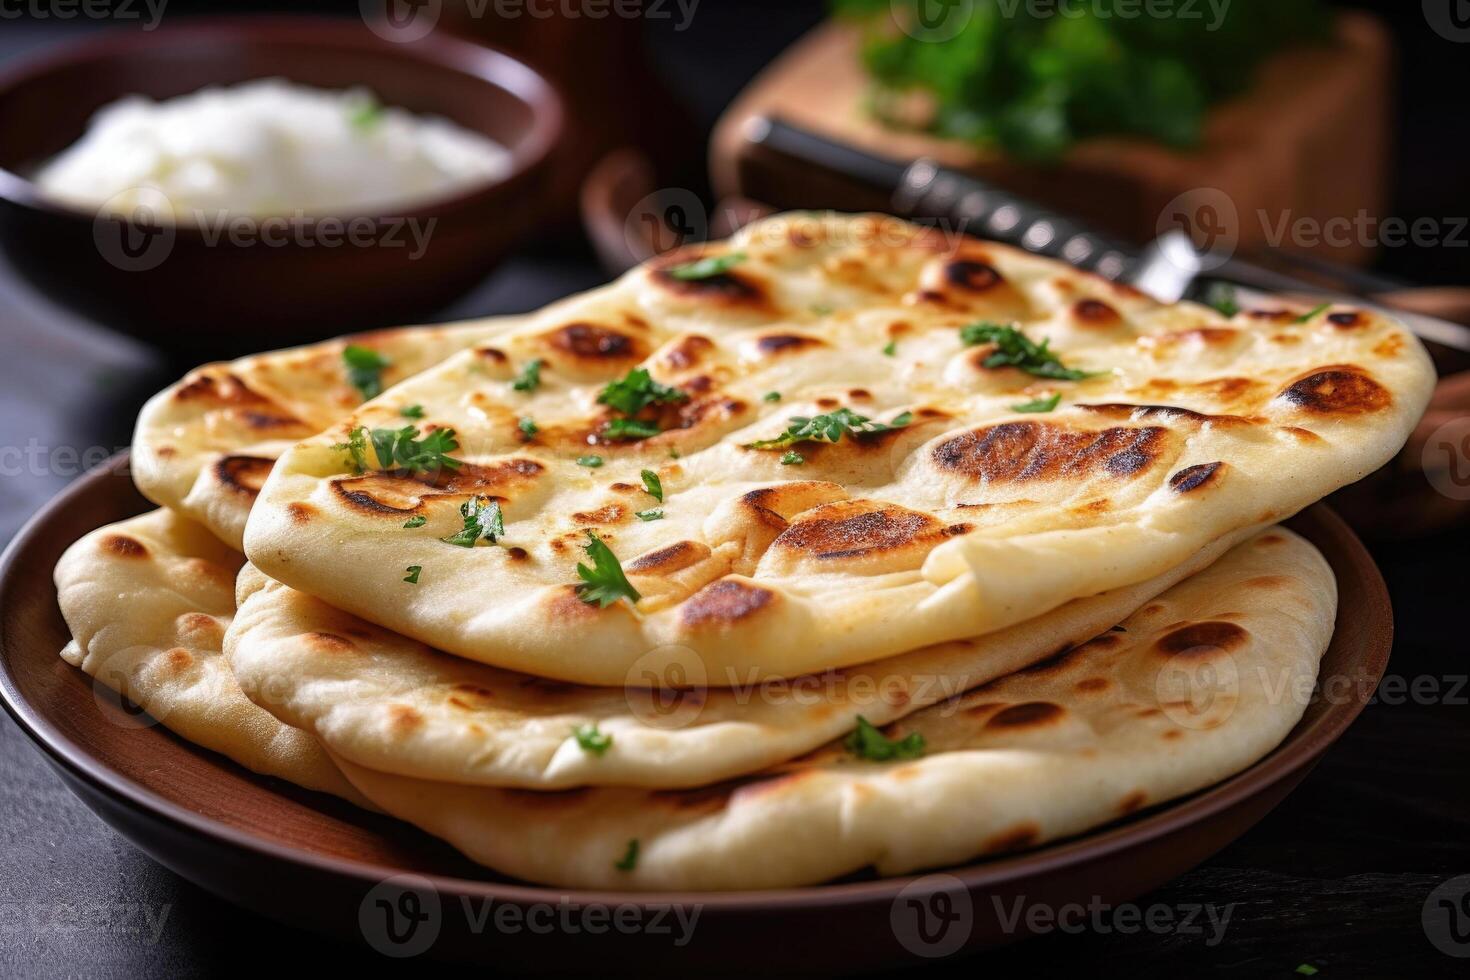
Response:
[133,315,526,549]
[223,527,1248,789]
[243,212,1429,684]
[53,509,366,803]
[333,527,1335,890]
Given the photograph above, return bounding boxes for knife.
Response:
[742,116,1470,354]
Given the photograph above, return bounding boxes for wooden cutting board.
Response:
[711,13,1390,266]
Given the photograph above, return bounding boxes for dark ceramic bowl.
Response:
[0,18,563,358]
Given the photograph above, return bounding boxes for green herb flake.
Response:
[763,391,782,402]
[333,426,370,474]
[518,416,539,438]
[399,404,425,419]
[668,447,681,459]
[1202,282,1240,318]
[810,303,834,316]
[347,96,385,132]
[844,715,925,762]
[1293,303,1331,324]
[667,252,746,281]
[342,345,391,400]
[748,407,914,451]
[597,367,687,417]
[403,565,421,584]
[882,341,897,357]
[1294,967,1319,977]
[512,358,544,392]
[572,722,613,756]
[367,425,462,475]
[635,508,665,522]
[1012,393,1061,414]
[640,469,664,502]
[577,454,604,468]
[575,531,641,607]
[614,838,639,872]
[441,496,504,548]
[402,515,427,529]
[603,417,662,441]
[959,322,1095,381]
[780,451,804,466]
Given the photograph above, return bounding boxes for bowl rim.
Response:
[0,451,1393,910]
[0,15,565,228]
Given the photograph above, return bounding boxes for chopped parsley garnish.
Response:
[1294,967,1319,977]
[1293,302,1331,324]
[959,322,1094,381]
[347,96,385,132]
[334,426,370,474]
[635,508,664,521]
[1202,282,1240,318]
[614,838,639,871]
[512,358,543,392]
[844,716,925,761]
[668,447,681,459]
[577,454,604,468]
[402,515,427,529]
[603,417,662,440]
[597,367,687,416]
[748,408,913,451]
[882,341,897,356]
[763,391,782,402]
[518,416,538,437]
[441,495,503,548]
[640,469,663,502]
[780,451,804,466]
[575,531,641,607]
[399,404,424,419]
[1012,393,1061,414]
[667,252,746,280]
[366,424,462,475]
[573,722,613,755]
[342,344,390,400]
[403,565,421,584]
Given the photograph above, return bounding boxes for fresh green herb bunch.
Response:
[832,0,1330,161]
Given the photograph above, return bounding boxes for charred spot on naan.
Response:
[537,322,649,376]
[659,334,715,372]
[679,577,777,629]
[627,540,712,575]
[99,534,149,559]
[1274,365,1391,416]
[330,458,546,517]
[212,455,275,498]
[1168,461,1227,494]
[1077,403,1250,428]
[932,421,1172,485]
[1153,621,1249,658]
[767,499,971,573]
[909,251,1031,319]
[985,701,1066,730]
[1070,298,1123,328]
[749,331,826,358]
[649,250,772,312]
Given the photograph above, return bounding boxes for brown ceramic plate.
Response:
[0,454,1391,970]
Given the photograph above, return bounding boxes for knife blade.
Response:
[743,115,1470,354]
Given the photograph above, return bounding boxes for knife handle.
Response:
[892,159,1137,281]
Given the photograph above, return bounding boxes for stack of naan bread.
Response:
[54,213,1433,890]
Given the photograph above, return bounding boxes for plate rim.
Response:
[0,452,1392,909]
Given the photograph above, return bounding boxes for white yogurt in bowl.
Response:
[34,78,513,219]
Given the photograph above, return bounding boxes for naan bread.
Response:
[244,212,1430,684]
[223,527,1248,789]
[333,527,1335,890]
[54,509,366,803]
[133,316,526,549]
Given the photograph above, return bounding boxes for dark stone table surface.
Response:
[1,8,1467,977]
